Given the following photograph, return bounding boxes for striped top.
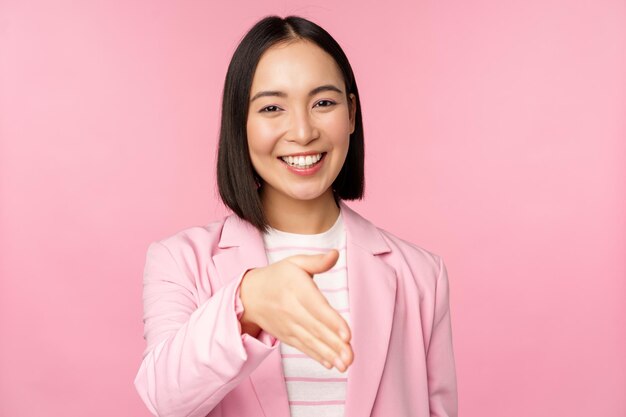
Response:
[262,209,349,417]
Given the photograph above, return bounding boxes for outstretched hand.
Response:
[239,249,353,372]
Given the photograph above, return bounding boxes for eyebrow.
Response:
[249,84,344,103]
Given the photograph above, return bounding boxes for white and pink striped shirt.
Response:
[262,210,349,417]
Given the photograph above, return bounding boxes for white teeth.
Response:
[280,153,323,168]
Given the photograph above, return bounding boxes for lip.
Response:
[277,151,326,158]
[279,152,327,176]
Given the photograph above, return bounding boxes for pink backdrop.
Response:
[1,1,624,416]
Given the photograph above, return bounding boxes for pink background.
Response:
[1,0,624,416]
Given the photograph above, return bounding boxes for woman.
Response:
[134,15,458,417]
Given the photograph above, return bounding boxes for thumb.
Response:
[287,249,339,276]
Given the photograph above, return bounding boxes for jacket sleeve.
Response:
[427,257,458,417]
[133,241,279,417]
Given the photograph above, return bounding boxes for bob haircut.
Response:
[217,15,365,232]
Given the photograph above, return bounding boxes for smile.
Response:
[279,152,326,169]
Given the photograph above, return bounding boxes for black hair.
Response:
[216,15,364,232]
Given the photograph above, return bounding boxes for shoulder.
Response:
[372,224,448,301]
[343,201,444,289]
[145,214,230,267]
[341,201,442,276]
[376,225,443,279]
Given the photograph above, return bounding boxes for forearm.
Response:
[135,255,277,417]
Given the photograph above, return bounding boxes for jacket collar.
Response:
[218,200,390,255]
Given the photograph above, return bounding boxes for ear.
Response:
[348,93,357,134]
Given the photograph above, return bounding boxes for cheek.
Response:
[247,118,278,157]
[324,111,352,145]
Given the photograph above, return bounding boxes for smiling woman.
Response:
[134,15,457,417]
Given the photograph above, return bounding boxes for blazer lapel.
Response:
[340,201,397,417]
[212,202,398,417]
[212,214,291,417]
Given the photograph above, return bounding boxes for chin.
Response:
[287,192,324,201]
[285,187,329,201]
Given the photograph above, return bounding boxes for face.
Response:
[246,40,356,205]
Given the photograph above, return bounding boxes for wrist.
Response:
[239,269,262,337]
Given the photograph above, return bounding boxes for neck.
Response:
[260,187,340,234]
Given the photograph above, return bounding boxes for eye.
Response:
[315,100,336,108]
[316,100,336,107]
[259,105,281,113]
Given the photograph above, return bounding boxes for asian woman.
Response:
[134,14,458,417]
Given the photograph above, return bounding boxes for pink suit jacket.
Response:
[134,200,458,417]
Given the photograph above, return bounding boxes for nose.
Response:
[286,107,319,145]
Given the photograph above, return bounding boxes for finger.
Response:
[287,249,339,276]
[260,296,338,368]
[282,301,347,369]
[288,322,347,372]
[299,285,352,344]
[300,307,353,368]
[289,299,353,369]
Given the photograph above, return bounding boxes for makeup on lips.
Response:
[278,151,327,176]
